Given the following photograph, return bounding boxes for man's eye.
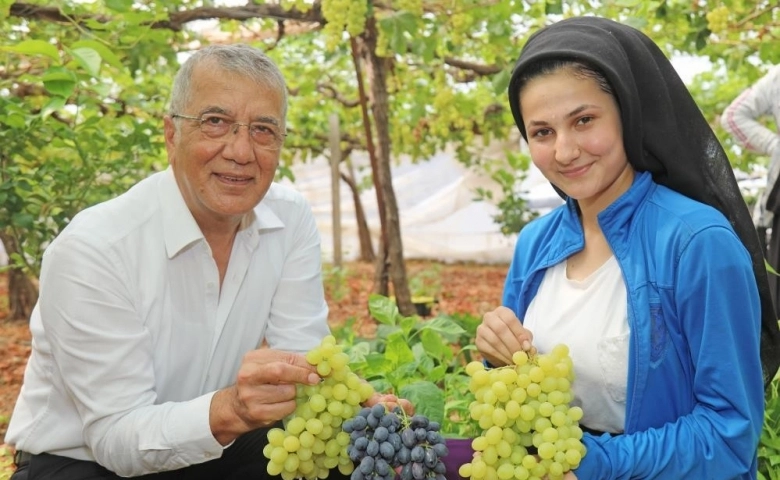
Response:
[203,116,227,125]
[251,124,274,136]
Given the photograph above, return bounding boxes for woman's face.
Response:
[520,68,633,213]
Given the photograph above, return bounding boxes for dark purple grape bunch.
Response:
[396,414,448,480]
[343,404,404,480]
[343,404,449,480]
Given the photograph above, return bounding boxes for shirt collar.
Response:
[159,168,285,258]
[159,168,205,258]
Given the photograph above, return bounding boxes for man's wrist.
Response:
[209,387,246,446]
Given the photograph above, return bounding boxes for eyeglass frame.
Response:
[171,113,287,151]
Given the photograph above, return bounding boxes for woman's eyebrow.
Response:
[566,104,600,118]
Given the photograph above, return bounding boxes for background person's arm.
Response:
[721,66,780,157]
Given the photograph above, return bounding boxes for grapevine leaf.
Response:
[42,67,77,98]
[41,96,67,118]
[71,40,125,71]
[1,39,59,61]
[400,381,445,425]
[491,68,511,95]
[68,47,103,77]
[545,0,563,15]
[105,0,132,12]
[0,0,12,19]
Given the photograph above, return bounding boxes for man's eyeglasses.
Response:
[172,113,286,151]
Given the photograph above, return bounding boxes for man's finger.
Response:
[239,358,320,386]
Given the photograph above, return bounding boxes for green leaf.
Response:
[368,294,399,326]
[385,331,415,366]
[0,0,13,19]
[42,67,77,98]
[491,68,511,95]
[419,316,467,337]
[41,96,67,118]
[1,39,59,61]
[420,329,451,363]
[394,11,418,33]
[399,381,445,424]
[68,47,103,77]
[105,0,133,12]
[544,0,563,15]
[1,113,26,129]
[11,213,35,229]
[390,24,406,54]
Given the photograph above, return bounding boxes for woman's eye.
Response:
[532,128,551,138]
[577,116,593,125]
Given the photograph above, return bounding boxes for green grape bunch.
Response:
[705,6,730,34]
[320,0,369,49]
[459,345,587,480]
[263,335,376,480]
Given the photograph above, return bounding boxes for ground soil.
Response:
[0,260,508,474]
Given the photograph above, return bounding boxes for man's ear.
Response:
[163,115,177,166]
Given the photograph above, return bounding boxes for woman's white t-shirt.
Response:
[523,255,629,433]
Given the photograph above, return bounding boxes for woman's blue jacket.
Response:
[502,171,763,479]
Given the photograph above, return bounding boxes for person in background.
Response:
[476,16,780,479]
[4,43,407,480]
[721,64,780,317]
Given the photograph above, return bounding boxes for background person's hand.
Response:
[476,306,534,367]
[210,348,321,445]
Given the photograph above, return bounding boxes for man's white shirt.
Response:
[4,167,330,477]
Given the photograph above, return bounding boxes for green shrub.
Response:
[759,373,780,480]
[334,294,481,438]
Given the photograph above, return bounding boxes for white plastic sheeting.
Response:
[282,151,562,264]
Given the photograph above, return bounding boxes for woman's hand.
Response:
[476,306,535,366]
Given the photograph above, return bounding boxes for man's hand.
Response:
[476,306,534,367]
[210,349,320,445]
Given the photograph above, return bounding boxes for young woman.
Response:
[475,16,780,479]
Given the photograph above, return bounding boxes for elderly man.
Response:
[5,44,396,479]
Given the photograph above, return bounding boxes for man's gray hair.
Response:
[168,44,288,119]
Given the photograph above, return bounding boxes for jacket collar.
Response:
[596,171,655,256]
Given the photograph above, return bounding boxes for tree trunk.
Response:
[340,168,375,262]
[0,231,38,321]
[350,36,389,295]
[360,18,414,316]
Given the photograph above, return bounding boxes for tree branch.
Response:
[9,2,324,31]
[443,56,502,76]
[9,2,503,78]
[316,82,360,108]
[155,4,324,31]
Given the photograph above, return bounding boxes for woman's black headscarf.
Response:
[507,16,780,388]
